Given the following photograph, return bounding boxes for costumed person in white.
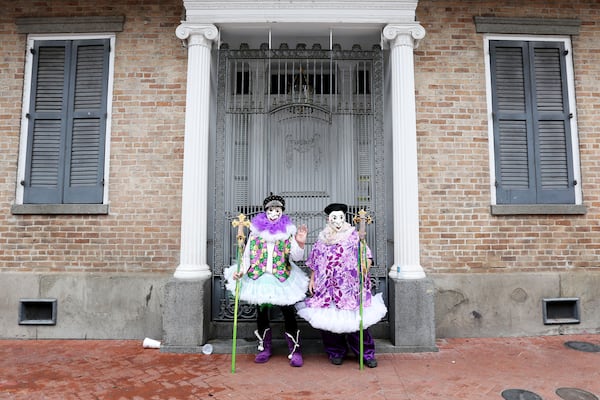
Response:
[225,194,309,367]
[296,203,387,368]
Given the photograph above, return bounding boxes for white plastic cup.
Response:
[202,343,213,355]
[142,337,161,349]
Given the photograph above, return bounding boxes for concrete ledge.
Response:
[200,338,424,355]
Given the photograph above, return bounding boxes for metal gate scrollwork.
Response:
[212,42,387,323]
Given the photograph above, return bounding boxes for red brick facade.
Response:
[415,1,600,273]
[1,1,186,273]
[1,0,599,275]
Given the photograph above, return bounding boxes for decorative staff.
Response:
[231,213,250,373]
[353,209,372,370]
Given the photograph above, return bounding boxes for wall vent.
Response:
[19,299,57,325]
[542,297,580,325]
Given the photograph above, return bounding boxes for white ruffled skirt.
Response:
[224,262,309,306]
[296,293,388,334]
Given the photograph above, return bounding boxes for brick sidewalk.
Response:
[0,334,599,399]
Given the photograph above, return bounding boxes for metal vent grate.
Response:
[19,298,57,325]
[542,297,580,324]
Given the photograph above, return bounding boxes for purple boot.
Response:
[285,330,303,367]
[254,328,272,363]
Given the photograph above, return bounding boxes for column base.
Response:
[388,277,437,352]
[389,264,426,280]
[161,276,211,353]
[173,263,211,280]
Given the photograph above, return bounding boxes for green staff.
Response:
[231,213,250,373]
[353,209,372,370]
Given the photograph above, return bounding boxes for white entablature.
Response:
[182,0,419,24]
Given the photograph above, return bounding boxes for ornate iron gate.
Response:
[211,42,387,322]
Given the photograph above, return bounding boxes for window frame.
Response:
[14,33,115,214]
[484,34,583,213]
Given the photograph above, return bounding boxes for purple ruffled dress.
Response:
[296,223,387,333]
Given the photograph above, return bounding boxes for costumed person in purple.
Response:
[296,203,387,368]
[224,194,309,367]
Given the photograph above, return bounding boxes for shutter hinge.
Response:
[25,113,30,119]
[563,50,569,56]
[20,180,25,186]
[573,180,578,186]
[494,180,499,187]
[29,48,35,54]
[101,179,105,186]
[569,113,573,119]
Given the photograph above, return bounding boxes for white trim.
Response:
[182,0,418,24]
[483,34,582,206]
[15,33,116,206]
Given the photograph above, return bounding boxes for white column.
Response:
[173,23,218,279]
[382,23,427,280]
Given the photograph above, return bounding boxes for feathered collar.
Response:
[318,222,355,245]
[250,212,296,242]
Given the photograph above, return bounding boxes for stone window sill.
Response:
[11,204,109,215]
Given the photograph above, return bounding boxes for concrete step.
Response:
[161,337,437,354]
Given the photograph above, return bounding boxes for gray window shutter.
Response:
[24,39,109,204]
[491,40,574,205]
[531,43,574,203]
[63,40,110,203]
[24,42,68,204]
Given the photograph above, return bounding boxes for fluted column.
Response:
[173,23,218,279]
[382,23,426,280]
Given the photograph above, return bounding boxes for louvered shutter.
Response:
[24,42,69,203]
[23,39,109,204]
[63,40,109,203]
[491,40,574,205]
[530,42,574,203]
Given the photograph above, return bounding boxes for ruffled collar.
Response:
[318,222,355,245]
[250,212,296,242]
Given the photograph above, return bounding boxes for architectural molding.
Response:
[11,204,109,215]
[474,16,581,35]
[182,0,419,24]
[382,23,427,49]
[176,23,219,48]
[16,16,125,34]
[491,204,587,216]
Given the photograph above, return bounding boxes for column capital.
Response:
[176,23,219,48]
[382,23,426,49]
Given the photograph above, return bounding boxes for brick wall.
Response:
[415,0,600,272]
[0,0,186,272]
[1,0,599,275]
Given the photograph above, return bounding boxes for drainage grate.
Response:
[556,387,599,400]
[564,341,600,353]
[501,389,543,400]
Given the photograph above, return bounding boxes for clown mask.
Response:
[328,210,345,231]
[266,206,283,222]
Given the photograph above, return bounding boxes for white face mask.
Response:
[328,211,345,231]
[266,206,283,221]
